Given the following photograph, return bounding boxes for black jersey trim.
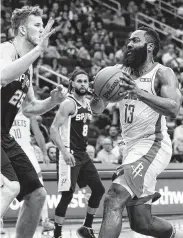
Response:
[67,95,78,118]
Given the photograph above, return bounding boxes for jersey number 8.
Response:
[9,90,26,108]
[83,124,88,137]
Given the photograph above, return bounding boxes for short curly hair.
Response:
[11,5,43,35]
[68,69,88,93]
[138,26,160,57]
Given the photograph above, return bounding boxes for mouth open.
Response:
[127,51,133,55]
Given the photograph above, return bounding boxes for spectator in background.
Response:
[86,145,95,160]
[51,2,60,14]
[108,52,116,65]
[42,4,49,23]
[162,44,177,65]
[86,145,101,163]
[30,135,44,163]
[51,58,61,74]
[115,45,125,63]
[96,137,118,164]
[77,45,91,60]
[178,4,183,16]
[66,39,78,58]
[0,33,6,43]
[108,125,120,147]
[111,140,125,164]
[112,11,126,27]
[47,145,57,163]
[172,119,183,163]
[95,135,106,155]
[60,66,68,77]
[44,43,61,59]
[55,32,67,55]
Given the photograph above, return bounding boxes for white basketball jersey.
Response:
[118,63,168,144]
[10,111,31,148]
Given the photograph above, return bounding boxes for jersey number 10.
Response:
[9,89,26,108]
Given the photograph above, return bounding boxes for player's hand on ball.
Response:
[50,85,67,104]
[63,152,76,167]
[119,71,141,96]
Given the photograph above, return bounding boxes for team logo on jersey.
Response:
[15,70,30,89]
[140,78,151,82]
[76,113,92,122]
[131,162,144,178]
[21,71,30,89]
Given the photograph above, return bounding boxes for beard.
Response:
[27,32,39,47]
[123,43,147,69]
[75,87,88,96]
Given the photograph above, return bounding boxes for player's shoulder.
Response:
[60,95,76,111]
[156,63,175,80]
[0,41,16,59]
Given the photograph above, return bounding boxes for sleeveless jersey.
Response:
[118,63,168,144]
[59,95,92,153]
[10,111,31,148]
[1,43,31,134]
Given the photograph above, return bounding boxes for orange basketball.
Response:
[94,66,126,102]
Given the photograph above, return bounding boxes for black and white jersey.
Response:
[60,95,92,153]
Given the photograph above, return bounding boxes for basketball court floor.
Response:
[1,216,183,238]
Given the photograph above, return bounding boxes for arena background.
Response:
[1,0,183,237]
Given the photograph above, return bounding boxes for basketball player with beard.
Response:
[91,27,183,238]
[50,69,105,238]
[0,6,65,238]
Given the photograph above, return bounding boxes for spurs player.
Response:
[0,5,65,237]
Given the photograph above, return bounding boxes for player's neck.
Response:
[73,92,85,104]
[133,57,155,77]
[13,37,35,56]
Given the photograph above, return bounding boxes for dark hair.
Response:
[138,26,160,57]
[11,5,43,35]
[47,146,56,155]
[68,69,88,93]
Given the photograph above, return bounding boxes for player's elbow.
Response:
[0,74,8,87]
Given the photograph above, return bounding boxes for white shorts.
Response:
[113,133,172,205]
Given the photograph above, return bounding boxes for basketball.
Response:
[94,66,126,102]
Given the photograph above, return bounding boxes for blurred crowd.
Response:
[1,0,183,164]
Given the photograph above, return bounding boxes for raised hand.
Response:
[50,85,68,104]
[119,71,141,96]
[38,18,62,51]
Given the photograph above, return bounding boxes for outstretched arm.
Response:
[22,78,67,117]
[121,68,182,117]
[50,99,76,166]
[0,18,56,87]
[90,94,109,114]
[30,117,50,164]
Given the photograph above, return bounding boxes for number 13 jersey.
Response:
[59,95,92,153]
[118,63,168,145]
